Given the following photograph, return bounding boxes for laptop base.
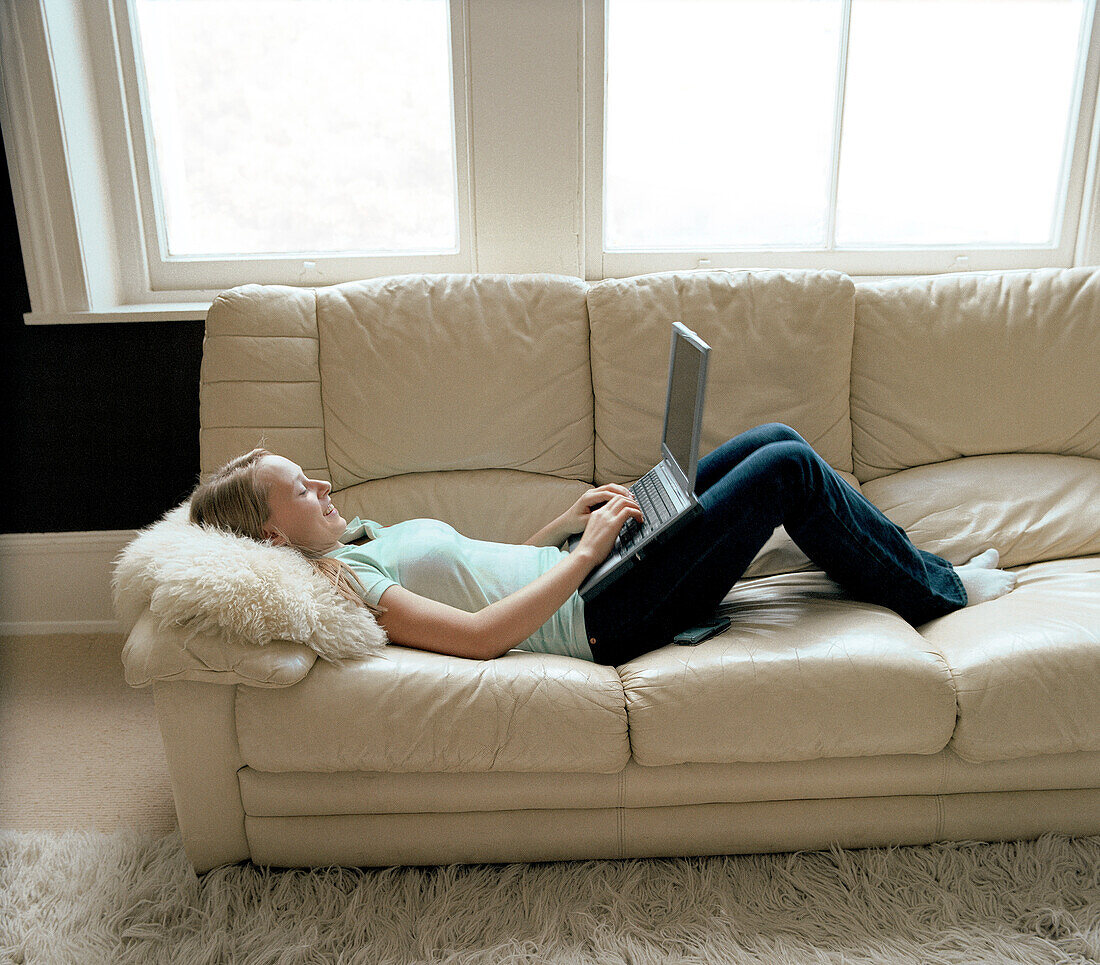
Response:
[577,501,703,605]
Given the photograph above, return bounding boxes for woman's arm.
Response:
[470,549,598,656]
[378,493,642,659]
[523,516,572,548]
[524,484,641,547]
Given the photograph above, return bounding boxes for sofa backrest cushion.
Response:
[586,270,855,485]
[337,469,592,545]
[199,275,594,543]
[315,273,593,490]
[200,283,326,478]
[851,267,1100,483]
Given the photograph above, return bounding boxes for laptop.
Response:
[566,321,711,602]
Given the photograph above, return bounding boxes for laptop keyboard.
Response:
[616,468,675,553]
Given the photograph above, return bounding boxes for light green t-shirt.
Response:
[325,517,593,661]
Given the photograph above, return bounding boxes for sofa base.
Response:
[241,787,1100,869]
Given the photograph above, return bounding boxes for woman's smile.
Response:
[257,454,347,553]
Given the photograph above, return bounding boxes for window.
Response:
[2,0,1099,322]
[605,0,843,250]
[595,0,1100,276]
[119,0,471,291]
[837,0,1085,247]
[131,0,459,260]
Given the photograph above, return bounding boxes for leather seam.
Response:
[618,768,626,858]
[232,685,252,855]
[311,287,333,485]
[201,378,321,384]
[206,333,317,340]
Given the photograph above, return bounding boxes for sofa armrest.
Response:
[123,607,317,689]
[153,680,250,873]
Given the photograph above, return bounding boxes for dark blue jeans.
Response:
[582,423,968,665]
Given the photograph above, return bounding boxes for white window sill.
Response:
[18,266,1069,326]
[23,303,212,325]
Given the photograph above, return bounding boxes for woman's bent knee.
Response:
[751,439,819,504]
[759,422,806,445]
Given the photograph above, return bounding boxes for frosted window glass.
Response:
[133,0,458,256]
[604,0,843,250]
[836,0,1085,246]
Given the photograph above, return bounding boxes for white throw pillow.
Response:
[112,501,389,664]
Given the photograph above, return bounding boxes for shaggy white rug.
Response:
[2,831,1098,965]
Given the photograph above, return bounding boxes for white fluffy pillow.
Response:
[112,501,389,664]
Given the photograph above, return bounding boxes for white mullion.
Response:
[575,0,589,279]
[456,0,477,273]
[824,0,852,252]
[1075,73,1100,265]
[583,0,606,280]
[466,0,582,275]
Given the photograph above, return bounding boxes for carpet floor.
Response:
[2,829,1098,964]
[0,633,176,836]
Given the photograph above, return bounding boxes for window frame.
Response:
[585,0,1100,279]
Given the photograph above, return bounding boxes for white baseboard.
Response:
[0,530,136,635]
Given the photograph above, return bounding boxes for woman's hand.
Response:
[559,484,642,536]
[575,493,644,565]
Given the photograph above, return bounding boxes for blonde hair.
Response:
[187,448,386,619]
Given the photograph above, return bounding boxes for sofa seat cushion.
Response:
[861,453,1100,570]
[618,572,958,766]
[235,646,630,774]
[920,556,1100,764]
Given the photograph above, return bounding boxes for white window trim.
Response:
[3,0,1100,324]
[585,0,1100,280]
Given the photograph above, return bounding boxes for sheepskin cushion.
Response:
[113,502,390,673]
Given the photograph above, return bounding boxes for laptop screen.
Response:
[662,325,708,490]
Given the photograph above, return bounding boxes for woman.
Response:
[188,423,1017,665]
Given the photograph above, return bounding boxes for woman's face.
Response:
[257,454,347,553]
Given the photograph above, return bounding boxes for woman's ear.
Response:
[262,524,288,546]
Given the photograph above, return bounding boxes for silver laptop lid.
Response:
[661,322,711,495]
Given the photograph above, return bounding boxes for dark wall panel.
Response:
[1,131,205,534]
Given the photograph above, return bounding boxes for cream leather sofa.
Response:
[136,267,1100,873]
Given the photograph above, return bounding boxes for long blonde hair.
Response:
[187,448,386,619]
